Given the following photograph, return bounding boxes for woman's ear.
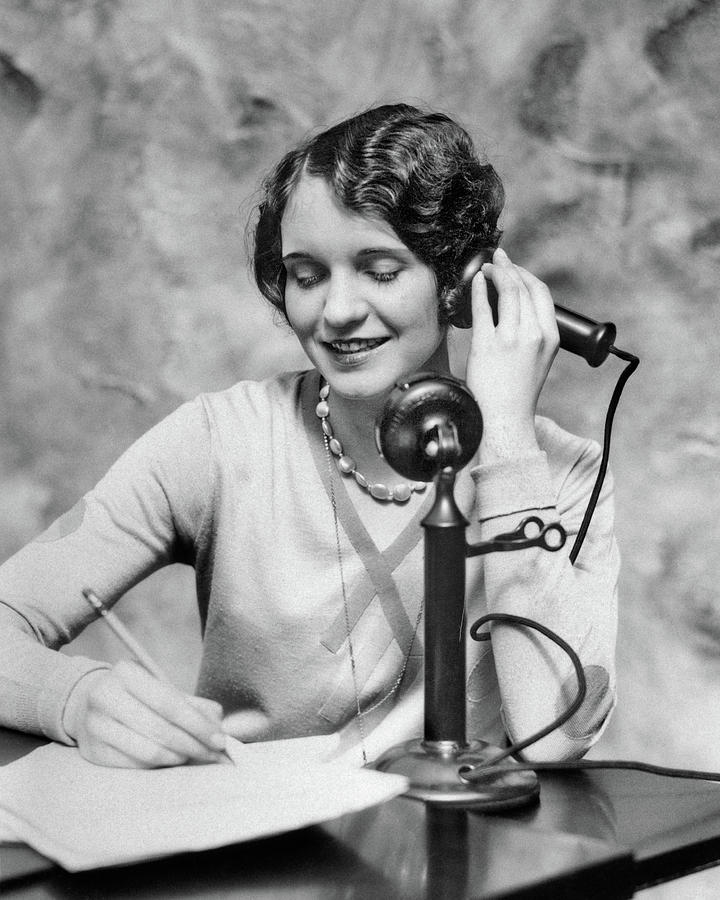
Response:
[443,250,496,329]
[441,283,473,330]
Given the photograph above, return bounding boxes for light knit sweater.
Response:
[0,370,619,762]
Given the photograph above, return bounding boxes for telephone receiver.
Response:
[453,251,617,367]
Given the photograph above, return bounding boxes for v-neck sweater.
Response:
[0,370,619,763]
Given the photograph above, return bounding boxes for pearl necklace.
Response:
[316,380,427,503]
[321,394,425,764]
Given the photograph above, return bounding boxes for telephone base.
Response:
[372,738,539,809]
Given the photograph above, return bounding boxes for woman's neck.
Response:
[321,345,452,485]
[321,392,391,483]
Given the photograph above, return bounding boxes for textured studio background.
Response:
[2,0,720,850]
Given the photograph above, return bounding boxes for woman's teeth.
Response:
[329,338,387,353]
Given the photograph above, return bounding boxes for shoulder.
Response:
[535,415,600,476]
[186,370,313,466]
[194,370,308,427]
[100,371,310,481]
[535,415,611,518]
[92,371,313,526]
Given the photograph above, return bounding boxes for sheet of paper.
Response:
[0,737,408,872]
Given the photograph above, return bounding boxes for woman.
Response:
[0,104,618,768]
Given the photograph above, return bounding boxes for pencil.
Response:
[81,588,234,765]
[82,588,167,680]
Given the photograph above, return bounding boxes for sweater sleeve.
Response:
[470,422,619,761]
[0,398,213,743]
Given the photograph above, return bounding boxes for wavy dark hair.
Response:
[251,103,504,325]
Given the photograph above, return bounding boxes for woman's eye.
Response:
[290,270,324,289]
[297,275,321,288]
[286,264,400,288]
[368,269,400,283]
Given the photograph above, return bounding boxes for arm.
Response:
[0,397,227,766]
[471,433,618,760]
[465,249,618,760]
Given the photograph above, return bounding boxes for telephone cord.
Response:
[462,612,720,785]
[569,345,640,564]
[464,349,720,784]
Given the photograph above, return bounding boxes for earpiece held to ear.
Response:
[454,252,617,367]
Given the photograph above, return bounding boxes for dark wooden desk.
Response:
[2,729,719,899]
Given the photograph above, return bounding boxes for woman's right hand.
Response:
[62,661,229,768]
[464,247,559,459]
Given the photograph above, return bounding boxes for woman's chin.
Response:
[318,365,396,403]
[324,381,392,407]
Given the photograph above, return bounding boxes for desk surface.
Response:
[2,729,720,899]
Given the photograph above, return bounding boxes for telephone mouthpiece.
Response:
[375,374,483,481]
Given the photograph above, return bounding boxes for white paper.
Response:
[0,737,408,872]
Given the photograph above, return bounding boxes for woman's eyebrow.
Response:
[281,251,313,263]
[356,247,411,259]
[282,247,409,264]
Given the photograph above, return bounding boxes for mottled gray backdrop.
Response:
[2,0,720,794]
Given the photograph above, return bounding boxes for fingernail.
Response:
[495,247,507,259]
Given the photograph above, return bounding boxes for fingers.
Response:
[464,247,561,437]
[76,662,228,768]
[476,248,558,348]
[481,248,523,335]
[469,257,494,331]
[77,717,193,769]
[117,661,225,745]
[109,690,222,762]
[514,263,559,345]
[186,695,225,717]
[222,708,271,742]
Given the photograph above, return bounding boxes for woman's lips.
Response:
[326,337,389,354]
[322,336,391,366]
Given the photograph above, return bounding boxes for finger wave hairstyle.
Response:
[251,103,505,326]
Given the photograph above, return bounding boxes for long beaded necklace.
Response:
[315,380,428,503]
[319,378,425,764]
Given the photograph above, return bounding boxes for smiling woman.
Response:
[0,103,619,771]
[282,175,446,405]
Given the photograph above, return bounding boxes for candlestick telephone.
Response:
[373,256,643,805]
[376,263,720,804]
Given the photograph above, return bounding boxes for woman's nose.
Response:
[322,272,367,329]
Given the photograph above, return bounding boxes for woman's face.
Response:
[281,174,448,403]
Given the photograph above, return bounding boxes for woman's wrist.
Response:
[62,669,108,742]
[477,415,539,465]
[471,445,555,525]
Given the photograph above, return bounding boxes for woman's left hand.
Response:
[465,247,559,459]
